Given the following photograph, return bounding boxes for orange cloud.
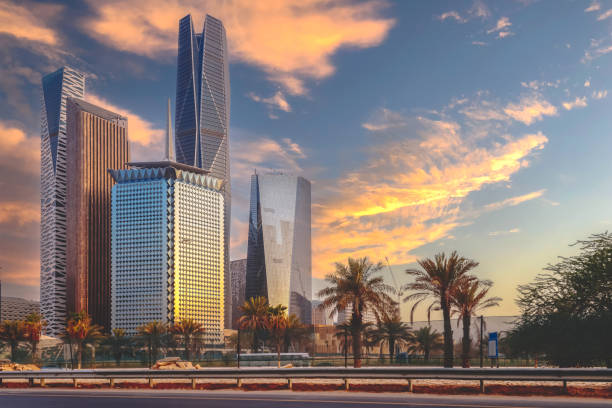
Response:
[562,96,588,110]
[84,0,394,95]
[0,121,39,175]
[0,201,39,226]
[312,112,548,277]
[503,96,557,125]
[0,1,61,45]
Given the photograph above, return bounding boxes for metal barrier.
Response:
[0,367,610,391]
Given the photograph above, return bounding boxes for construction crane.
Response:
[385,257,404,310]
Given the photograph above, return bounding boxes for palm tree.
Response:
[24,313,45,363]
[334,320,353,361]
[407,326,443,362]
[283,314,307,352]
[172,318,206,361]
[0,320,26,362]
[238,296,269,352]
[452,279,502,367]
[318,257,395,367]
[266,304,288,367]
[374,312,412,363]
[106,328,131,367]
[137,321,167,367]
[65,311,104,369]
[403,251,478,367]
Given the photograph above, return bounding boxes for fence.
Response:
[0,367,610,392]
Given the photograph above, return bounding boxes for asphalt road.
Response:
[0,390,610,408]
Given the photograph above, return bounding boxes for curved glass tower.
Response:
[175,14,231,328]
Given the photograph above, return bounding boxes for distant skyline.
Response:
[2,0,612,322]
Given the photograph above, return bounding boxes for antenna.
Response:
[164,98,175,161]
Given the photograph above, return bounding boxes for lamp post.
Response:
[237,328,241,368]
[344,332,348,368]
[479,315,484,368]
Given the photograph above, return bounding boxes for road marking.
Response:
[0,392,575,408]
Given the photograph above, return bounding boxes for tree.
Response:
[24,313,46,363]
[238,296,269,352]
[65,311,104,369]
[403,251,478,367]
[266,304,288,367]
[373,312,412,363]
[0,320,26,362]
[172,318,205,361]
[318,257,395,367]
[283,314,308,352]
[137,321,167,367]
[452,280,501,367]
[511,233,612,367]
[106,328,131,367]
[407,326,443,362]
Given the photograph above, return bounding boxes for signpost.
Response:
[488,332,498,368]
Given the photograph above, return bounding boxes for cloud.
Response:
[0,0,61,45]
[520,80,561,90]
[584,79,591,87]
[562,96,588,110]
[0,201,39,226]
[437,11,466,23]
[83,0,395,95]
[597,9,612,20]
[585,2,601,12]
[487,17,512,35]
[312,108,548,277]
[498,31,513,39]
[362,108,408,131]
[483,189,546,212]
[0,121,40,175]
[592,89,608,99]
[248,91,292,115]
[489,228,520,237]
[503,95,557,125]
[472,41,488,46]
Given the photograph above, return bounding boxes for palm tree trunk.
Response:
[461,314,471,368]
[277,342,281,368]
[185,334,190,361]
[10,341,17,362]
[389,339,395,364]
[352,318,362,368]
[441,298,454,368]
[77,343,83,369]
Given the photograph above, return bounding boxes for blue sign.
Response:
[488,332,498,358]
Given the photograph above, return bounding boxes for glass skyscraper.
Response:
[245,173,312,324]
[110,162,225,343]
[175,14,232,328]
[40,67,85,336]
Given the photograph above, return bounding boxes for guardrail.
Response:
[1,367,610,392]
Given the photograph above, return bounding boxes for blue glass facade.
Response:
[175,14,232,328]
[245,173,312,324]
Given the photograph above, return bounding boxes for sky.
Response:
[1,0,612,322]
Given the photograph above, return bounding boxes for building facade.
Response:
[229,258,247,328]
[245,173,312,324]
[65,98,129,331]
[110,162,224,344]
[311,300,333,326]
[0,297,40,322]
[336,302,378,325]
[40,67,86,336]
[175,14,232,329]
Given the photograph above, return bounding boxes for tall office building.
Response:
[175,14,232,329]
[245,173,312,324]
[336,303,378,325]
[40,67,85,336]
[65,98,129,331]
[110,161,225,342]
[230,258,247,328]
[311,300,332,326]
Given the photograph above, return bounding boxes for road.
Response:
[0,390,610,408]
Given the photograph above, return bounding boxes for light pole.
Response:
[479,315,484,368]
[237,327,241,368]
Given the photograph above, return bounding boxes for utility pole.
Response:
[479,315,484,368]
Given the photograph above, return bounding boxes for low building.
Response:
[0,297,40,321]
[311,300,332,326]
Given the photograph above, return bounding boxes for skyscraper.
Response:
[175,14,232,329]
[245,173,312,324]
[230,258,247,328]
[65,97,129,331]
[40,67,85,336]
[110,162,225,341]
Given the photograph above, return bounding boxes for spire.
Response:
[164,97,175,161]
